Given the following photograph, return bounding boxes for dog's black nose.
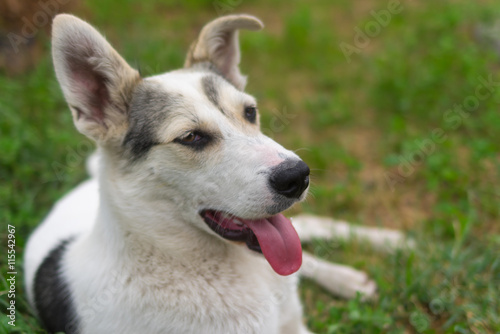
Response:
[269,159,310,199]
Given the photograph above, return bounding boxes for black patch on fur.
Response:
[34,238,79,334]
[202,75,225,114]
[123,81,177,159]
[190,62,240,91]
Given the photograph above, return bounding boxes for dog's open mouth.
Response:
[200,210,302,276]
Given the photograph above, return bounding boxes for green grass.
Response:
[1,0,500,333]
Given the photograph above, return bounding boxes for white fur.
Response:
[24,179,99,308]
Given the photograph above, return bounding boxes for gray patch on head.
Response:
[123,81,179,159]
[189,61,220,74]
[189,61,239,90]
[201,75,225,115]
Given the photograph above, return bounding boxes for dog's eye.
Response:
[181,132,201,143]
[244,106,257,123]
[175,131,211,150]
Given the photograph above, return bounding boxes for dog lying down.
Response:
[24,14,411,334]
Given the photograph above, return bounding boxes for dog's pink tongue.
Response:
[243,214,302,276]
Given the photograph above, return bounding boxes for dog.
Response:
[24,14,409,334]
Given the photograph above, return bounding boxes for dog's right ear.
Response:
[52,14,140,143]
[184,15,263,91]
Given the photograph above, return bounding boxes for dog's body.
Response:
[24,14,407,334]
[26,176,306,334]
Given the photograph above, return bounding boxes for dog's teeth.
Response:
[234,219,244,226]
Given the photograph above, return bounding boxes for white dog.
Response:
[24,14,408,334]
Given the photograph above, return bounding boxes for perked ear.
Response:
[52,14,141,142]
[184,14,263,90]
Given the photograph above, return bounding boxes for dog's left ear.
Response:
[184,14,263,90]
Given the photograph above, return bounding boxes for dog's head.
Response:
[52,14,309,275]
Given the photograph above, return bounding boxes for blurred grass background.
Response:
[1,0,500,333]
